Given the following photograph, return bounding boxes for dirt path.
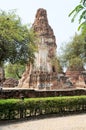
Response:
[0,114,86,130]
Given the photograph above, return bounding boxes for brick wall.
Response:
[0,88,86,99]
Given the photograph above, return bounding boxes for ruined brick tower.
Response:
[32,8,57,73]
[18,8,58,89]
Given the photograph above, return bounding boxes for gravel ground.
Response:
[0,114,86,130]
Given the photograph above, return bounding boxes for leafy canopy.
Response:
[0,10,37,66]
[59,33,86,70]
[69,0,86,30]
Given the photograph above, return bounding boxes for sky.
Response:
[0,0,80,53]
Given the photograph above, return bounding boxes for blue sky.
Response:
[0,0,80,53]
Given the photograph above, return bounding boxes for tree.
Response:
[69,0,86,30]
[0,10,37,84]
[0,10,37,66]
[5,63,25,79]
[81,25,86,60]
[62,0,86,71]
[59,33,86,70]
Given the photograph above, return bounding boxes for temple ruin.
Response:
[18,8,86,89]
[18,8,59,90]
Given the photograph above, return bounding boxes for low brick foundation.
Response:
[0,88,86,99]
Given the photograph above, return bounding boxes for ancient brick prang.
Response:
[18,8,59,89]
[32,8,56,47]
[32,8,57,73]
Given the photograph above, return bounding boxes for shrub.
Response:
[0,96,86,120]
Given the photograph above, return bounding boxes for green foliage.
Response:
[69,0,86,30]
[68,1,86,69]
[0,10,37,66]
[59,33,86,69]
[4,63,25,79]
[0,96,86,120]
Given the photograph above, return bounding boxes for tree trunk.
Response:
[0,66,5,87]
